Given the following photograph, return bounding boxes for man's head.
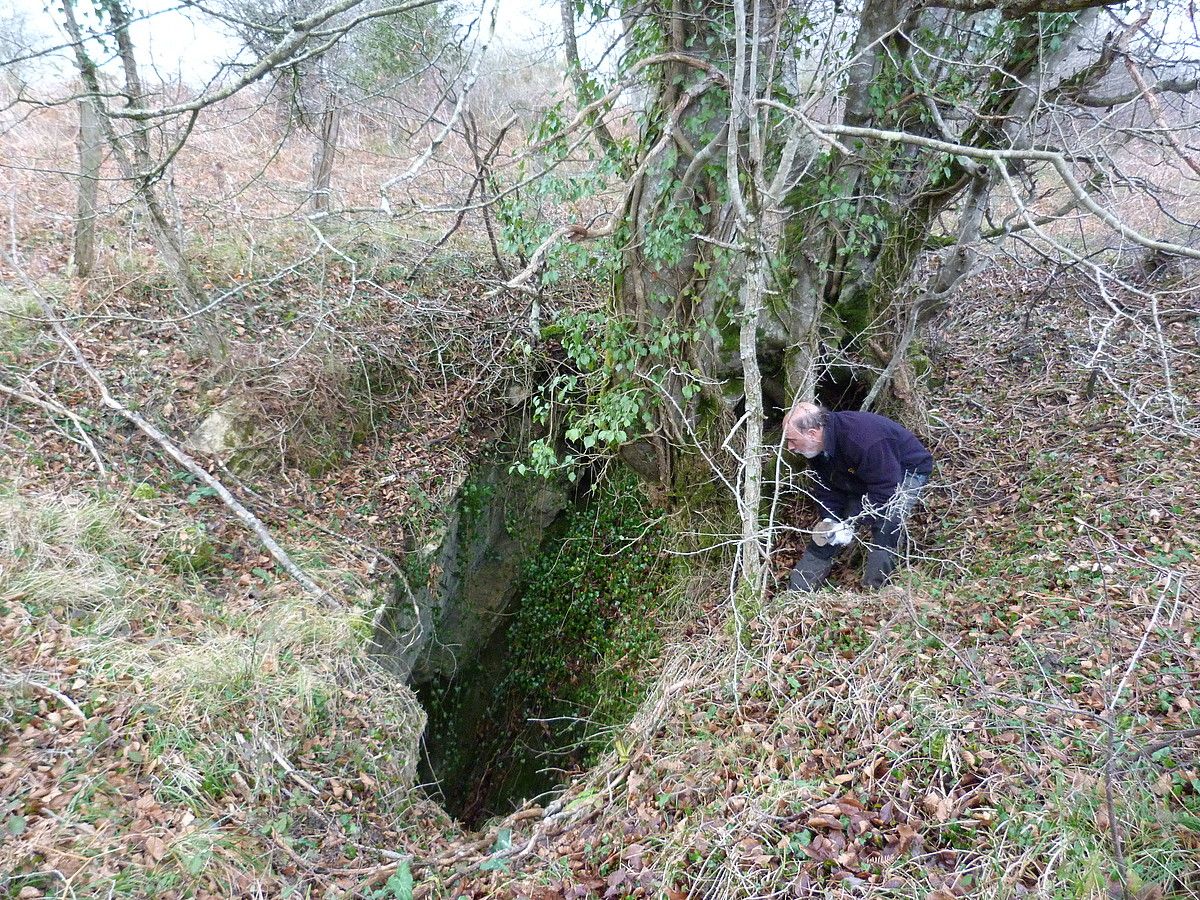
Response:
[783,402,827,458]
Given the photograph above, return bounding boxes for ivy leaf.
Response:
[382,861,414,899]
[479,828,512,872]
[186,486,217,505]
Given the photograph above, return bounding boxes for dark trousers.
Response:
[788,472,928,591]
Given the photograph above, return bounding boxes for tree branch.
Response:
[789,116,1200,260]
[3,256,337,607]
[919,0,1126,14]
[0,379,107,476]
[1065,75,1199,108]
[97,0,444,121]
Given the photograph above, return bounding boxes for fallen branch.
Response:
[74,369,337,606]
[0,379,107,476]
[0,671,89,723]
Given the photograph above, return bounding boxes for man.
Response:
[783,402,933,591]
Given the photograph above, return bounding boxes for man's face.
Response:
[785,420,823,457]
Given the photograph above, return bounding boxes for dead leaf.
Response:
[896,823,921,855]
[144,834,168,862]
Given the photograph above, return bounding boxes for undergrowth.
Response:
[420,468,683,825]
[0,486,426,896]
[505,469,679,736]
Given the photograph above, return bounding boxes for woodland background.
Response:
[1,0,1198,897]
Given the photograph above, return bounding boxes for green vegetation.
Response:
[504,469,677,732]
[0,287,47,363]
[519,310,711,479]
[419,468,681,822]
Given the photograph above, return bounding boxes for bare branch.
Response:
[98,0,444,121]
[920,0,1127,14]
[795,117,1200,260]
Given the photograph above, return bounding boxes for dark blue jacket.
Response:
[809,411,933,518]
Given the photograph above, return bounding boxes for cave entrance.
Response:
[393,464,672,828]
[757,354,871,433]
[414,606,580,826]
[816,366,869,411]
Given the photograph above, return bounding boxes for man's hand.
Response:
[813,518,854,547]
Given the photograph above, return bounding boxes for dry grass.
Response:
[0,486,430,896]
[444,581,1199,898]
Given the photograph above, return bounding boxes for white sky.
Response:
[2,0,577,85]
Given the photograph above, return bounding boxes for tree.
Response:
[542,0,1199,590]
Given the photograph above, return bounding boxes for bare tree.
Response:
[73,96,102,276]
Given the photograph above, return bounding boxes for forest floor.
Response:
[434,263,1200,899]
[2,242,1199,900]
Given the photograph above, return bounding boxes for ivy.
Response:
[515,310,712,480]
[502,471,677,738]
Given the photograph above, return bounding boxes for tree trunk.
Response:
[311,87,342,214]
[74,97,102,278]
[59,0,226,360]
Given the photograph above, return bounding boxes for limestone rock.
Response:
[188,402,258,465]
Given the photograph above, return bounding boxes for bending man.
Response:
[784,402,933,591]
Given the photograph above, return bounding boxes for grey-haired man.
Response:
[784,402,933,591]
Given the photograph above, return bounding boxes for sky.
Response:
[1,0,577,85]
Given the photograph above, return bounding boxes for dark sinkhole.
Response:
[816,368,869,411]
[413,597,579,826]
[375,456,674,828]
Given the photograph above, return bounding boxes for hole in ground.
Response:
[816,366,869,411]
[415,610,581,826]
[413,470,669,828]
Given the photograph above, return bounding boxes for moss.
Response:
[910,341,932,378]
[161,524,218,575]
[503,469,677,726]
[831,285,873,342]
[418,467,682,822]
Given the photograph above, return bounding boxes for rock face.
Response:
[188,402,259,466]
[373,453,570,684]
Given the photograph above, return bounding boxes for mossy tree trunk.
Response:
[572,0,1145,599]
[603,0,1118,430]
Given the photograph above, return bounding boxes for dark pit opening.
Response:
[408,467,672,828]
[414,606,581,826]
[411,508,580,827]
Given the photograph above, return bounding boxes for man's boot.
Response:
[863,519,902,589]
[862,547,896,589]
[788,549,834,591]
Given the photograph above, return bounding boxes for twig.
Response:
[0,671,89,723]
[1107,586,1169,716]
[1124,57,1200,180]
[0,379,107,477]
[1142,727,1200,758]
[488,220,615,298]
[379,0,498,210]
[260,736,322,796]
[775,114,1200,261]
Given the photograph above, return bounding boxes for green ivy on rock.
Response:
[504,470,676,738]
